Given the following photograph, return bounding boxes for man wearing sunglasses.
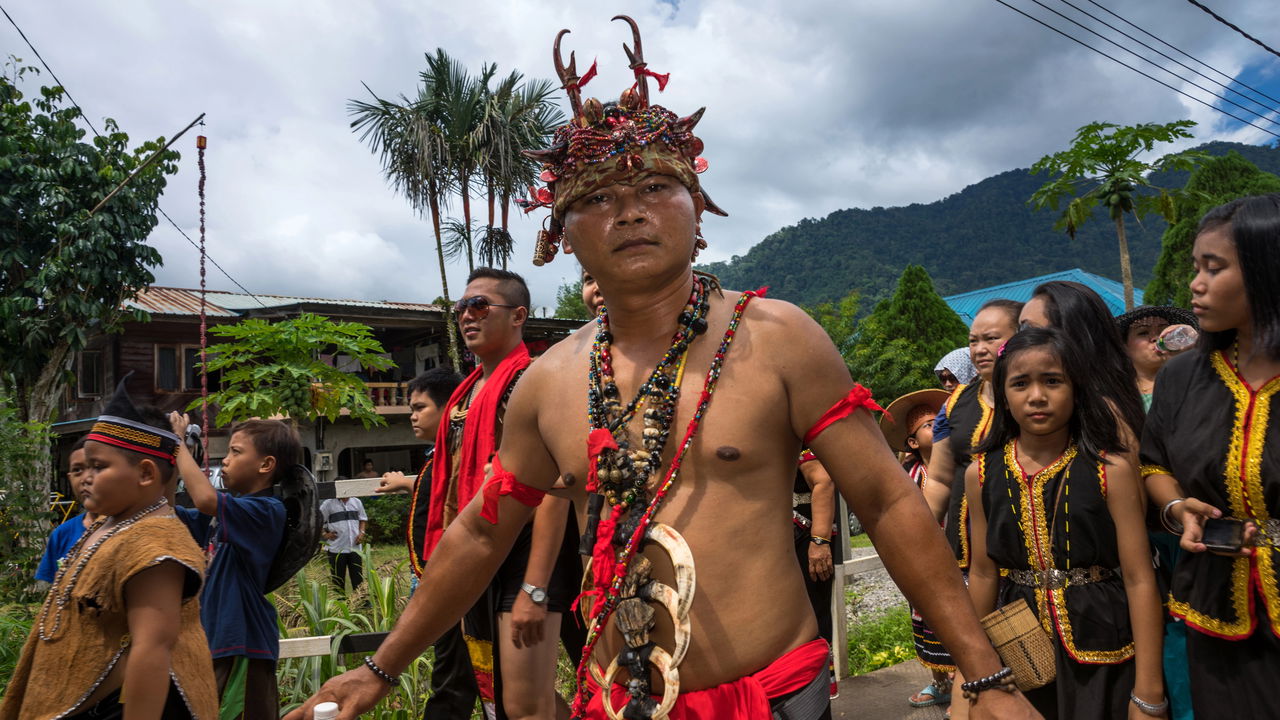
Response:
[421,268,582,720]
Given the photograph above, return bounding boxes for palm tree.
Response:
[422,50,494,272]
[349,77,462,369]
[475,72,564,269]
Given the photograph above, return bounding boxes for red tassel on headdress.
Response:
[639,67,670,91]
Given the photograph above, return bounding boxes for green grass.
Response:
[849,532,874,549]
[846,604,913,675]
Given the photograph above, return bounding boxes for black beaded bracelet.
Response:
[960,667,1016,700]
[363,656,400,686]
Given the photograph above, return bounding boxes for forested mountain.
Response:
[699,141,1280,307]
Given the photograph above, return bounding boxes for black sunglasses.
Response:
[453,295,520,318]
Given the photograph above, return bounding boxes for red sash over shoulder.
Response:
[583,638,829,719]
[421,342,530,561]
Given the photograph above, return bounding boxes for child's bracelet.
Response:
[1160,498,1186,535]
[363,656,400,687]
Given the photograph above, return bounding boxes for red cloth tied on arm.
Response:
[802,384,884,447]
[480,455,545,524]
[421,342,531,560]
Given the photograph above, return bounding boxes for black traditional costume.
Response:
[1140,350,1280,718]
[943,380,994,570]
[978,441,1135,719]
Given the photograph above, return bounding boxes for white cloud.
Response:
[5,0,1278,310]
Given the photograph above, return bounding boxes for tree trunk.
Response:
[500,190,511,271]
[460,171,474,272]
[27,340,72,424]
[430,195,462,370]
[1114,213,1135,311]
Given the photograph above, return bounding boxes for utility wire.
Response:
[1086,0,1280,110]
[989,0,1280,140]
[1059,0,1280,116]
[0,1,268,308]
[1026,0,1280,129]
[1183,0,1280,61]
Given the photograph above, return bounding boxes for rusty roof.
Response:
[126,287,444,317]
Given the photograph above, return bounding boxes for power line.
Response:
[1026,0,1280,129]
[1085,0,1280,111]
[0,1,267,308]
[988,0,1280,140]
[1183,0,1280,61]
[1060,0,1280,116]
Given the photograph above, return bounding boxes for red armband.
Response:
[798,449,817,465]
[802,384,885,446]
[479,456,546,524]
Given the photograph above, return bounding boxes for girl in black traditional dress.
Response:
[1141,194,1280,718]
[967,328,1166,719]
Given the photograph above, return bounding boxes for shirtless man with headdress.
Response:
[287,17,1040,720]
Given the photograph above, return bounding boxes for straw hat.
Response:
[879,388,950,451]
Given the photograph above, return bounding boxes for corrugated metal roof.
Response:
[943,268,1142,325]
[126,287,443,317]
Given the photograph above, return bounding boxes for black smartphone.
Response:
[1201,517,1246,553]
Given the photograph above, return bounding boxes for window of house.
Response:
[77,351,103,397]
[156,344,214,392]
[156,346,180,391]
[184,347,203,391]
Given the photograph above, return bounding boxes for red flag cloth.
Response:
[802,384,884,446]
[583,638,829,719]
[480,455,545,524]
[585,428,619,493]
[422,342,531,561]
[569,60,598,91]
[638,67,670,91]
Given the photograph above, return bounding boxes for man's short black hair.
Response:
[407,367,464,408]
[466,267,531,309]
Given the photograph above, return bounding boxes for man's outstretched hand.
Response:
[281,665,392,720]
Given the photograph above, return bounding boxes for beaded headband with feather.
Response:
[85,373,180,465]
[517,16,727,266]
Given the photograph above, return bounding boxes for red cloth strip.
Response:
[586,428,618,493]
[802,384,884,446]
[84,433,176,464]
[583,638,829,719]
[479,456,545,524]
[567,60,598,92]
[798,449,817,465]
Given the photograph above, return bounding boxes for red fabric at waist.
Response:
[584,638,829,720]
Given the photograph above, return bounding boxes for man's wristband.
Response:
[363,656,400,687]
[960,667,1016,700]
[809,536,831,546]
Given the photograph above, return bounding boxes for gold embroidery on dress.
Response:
[1139,464,1172,479]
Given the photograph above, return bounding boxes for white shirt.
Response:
[320,497,367,554]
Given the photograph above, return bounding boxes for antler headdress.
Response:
[519,16,726,265]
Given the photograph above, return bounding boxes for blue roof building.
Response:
[943,268,1141,325]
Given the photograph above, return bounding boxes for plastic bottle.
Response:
[1155,325,1199,353]
[313,702,340,720]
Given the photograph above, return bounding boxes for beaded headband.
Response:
[518,15,727,266]
[85,374,180,464]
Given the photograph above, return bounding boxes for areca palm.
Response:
[348,79,462,369]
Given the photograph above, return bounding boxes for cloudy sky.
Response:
[5,0,1278,311]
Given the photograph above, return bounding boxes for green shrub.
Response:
[362,495,409,544]
[846,604,913,675]
[0,393,54,605]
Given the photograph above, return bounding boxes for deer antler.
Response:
[553,29,584,118]
[612,15,649,106]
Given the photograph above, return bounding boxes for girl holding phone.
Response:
[967,328,1166,718]
[1141,194,1280,717]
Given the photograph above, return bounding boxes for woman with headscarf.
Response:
[935,347,978,393]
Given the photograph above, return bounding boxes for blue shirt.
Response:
[931,404,951,442]
[35,513,88,583]
[178,489,286,661]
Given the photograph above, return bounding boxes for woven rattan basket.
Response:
[980,597,1057,691]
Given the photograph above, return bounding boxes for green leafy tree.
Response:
[1146,152,1280,307]
[803,290,861,363]
[194,313,394,428]
[0,63,178,426]
[1030,120,1207,311]
[554,279,590,320]
[848,265,968,402]
[0,392,54,603]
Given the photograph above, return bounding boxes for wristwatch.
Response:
[521,582,549,605]
[809,536,832,546]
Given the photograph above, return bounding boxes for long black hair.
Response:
[1029,281,1145,439]
[979,327,1127,465]
[1196,193,1280,361]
